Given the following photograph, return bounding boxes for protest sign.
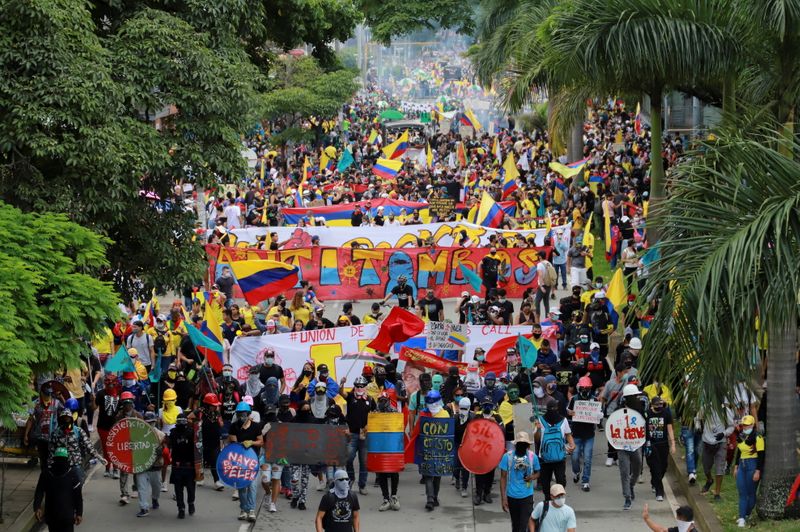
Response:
[216,443,259,488]
[572,400,604,424]
[366,412,405,472]
[106,418,160,474]
[263,423,349,465]
[512,403,538,438]
[426,321,469,350]
[427,198,456,219]
[415,417,455,476]
[457,418,505,475]
[605,408,646,451]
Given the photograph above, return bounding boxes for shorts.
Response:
[704,442,727,476]
[261,463,284,481]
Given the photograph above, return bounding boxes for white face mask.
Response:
[552,496,566,507]
[676,520,694,532]
[459,408,469,422]
[428,401,443,415]
[533,387,545,398]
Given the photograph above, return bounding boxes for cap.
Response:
[543,375,557,384]
[741,415,756,426]
[550,483,566,497]
[235,401,252,413]
[485,371,496,380]
[513,431,533,444]
[59,408,73,418]
[629,337,643,350]
[122,371,136,379]
[589,342,600,350]
[318,364,329,373]
[549,309,562,315]
[120,391,135,401]
[461,291,469,298]
[593,291,606,300]
[144,411,158,423]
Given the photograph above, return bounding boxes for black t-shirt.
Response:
[498,300,514,324]
[179,335,200,365]
[344,393,375,434]
[319,491,360,532]
[567,396,597,439]
[422,297,444,321]
[481,256,500,280]
[216,275,235,300]
[646,407,673,445]
[229,420,263,456]
[391,284,414,308]
[221,321,241,344]
[94,390,119,431]
[258,364,285,385]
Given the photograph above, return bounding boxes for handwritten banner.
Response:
[106,418,160,474]
[229,221,571,249]
[209,244,553,300]
[263,423,349,465]
[605,408,646,451]
[572,400,603,424]
[216,443,259,488]
[415,417,455,476]
[426,322,468,350]
[457,418,505,475]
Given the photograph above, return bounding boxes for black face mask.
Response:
[51,457,70,476]
[375,376,385,386]
[514,442,530,456]
[532,333,541,339]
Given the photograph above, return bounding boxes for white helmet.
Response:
[622,384,641,397]
[629,337,643,350]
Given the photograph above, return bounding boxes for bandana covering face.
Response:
[333,477,350,498]
[246,374,264,397]
[162,401,179,425]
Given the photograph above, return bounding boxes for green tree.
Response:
[643,120,800,519]
[358,0,477,44]
[0,201,119,423]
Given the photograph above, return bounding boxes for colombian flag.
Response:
[501,153,519,199]
[366,412,405,472]
[227,260,300,306]
[447,331,468,348]
[382,130,409,159]
[198,305,225,372]
[367,129,379,145]
[460,107,482,130]
[372,158,404,180]
[476,191,505,228]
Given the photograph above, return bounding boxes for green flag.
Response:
[458,263,483,292]
[336,148,354,172]
[517,335,538,368]
[186,323,223,352]
[104,345,136,373]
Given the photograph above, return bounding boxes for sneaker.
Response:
[298,502,306,510]
[160,485,168,492]
[425,501,434,511]
[88,424,94,432]
[701,481,713,494]
[714,494,721,501]
[119,496,129,505]
[89,458,97,466]
[358,487,368,496]
[178,509,185,519]
[152,499,159,509]
[188,503,195,515]
[113,470,120,479]
[688,473,697,485]
[269,502,277,513]
[131,491,138,499]
[391,496,400,511]
[238,510,247,520]
[284,488,293,499]
[483,493,492,504]
[461,489,468,498]
[214,480,225,491]
[104,470,111,478]
[582,483,590,492]
[136,509,149,518]
[379,499,392,512]
[737,518,746,528]
[605,457,614,467]
[623,498,631,511]
[656,495,664,502]
[247,511,256,522]
[232,491,240,501]
[290,498,298,508]
[473,494,482,506]
[196,478,205,486]
[573,473,580,484]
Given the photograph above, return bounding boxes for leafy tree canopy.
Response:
[0,201,119,423]
[358,0,477,45]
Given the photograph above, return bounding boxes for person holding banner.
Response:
[474,397,504,506]
[374,392,401,511]
[420,390,450,511]
[566,376,599,492]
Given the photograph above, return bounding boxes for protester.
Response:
[644,396,676,502]
[315,470,360,532]
[530,484,577,532]
[340,375,376,495]
[733,415,764,527]
[34,447,83,532]
[566,376,598,491]
[500,431,540,532]
[643,503,698,532]
[169,412,197,518]
[135,412,166,518]
[228,401,263,521]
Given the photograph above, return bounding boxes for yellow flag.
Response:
[583,213,593,243]
[606,268,627,309]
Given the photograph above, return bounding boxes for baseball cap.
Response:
[550,484,566,497]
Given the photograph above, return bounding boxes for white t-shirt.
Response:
[223,204,241,229]
[536,261,549,285]
[532,502,577,532]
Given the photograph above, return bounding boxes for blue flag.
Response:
[458,263,483,292]
[336,148,354,172]
[104,345,136,373]
[186,323,224,352]
[517,335,538,368]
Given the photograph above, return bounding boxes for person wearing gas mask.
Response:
[644,396,676,502]
[535,400,575,502]
[500,431,540,532]
[499,384,528,451]
[475,371,505,409]
[530,484,577,532]
[34,447,83,532]
[257,347,286,393]
[309,364,339,400]
[169,412,197,518]
[339,375,376,496]
[421,390,450,511]
[567,376,599,491]
[228,402,263,522]
[315,469,361,532]
[48,408,106,485]
[453,395,474,498]
[473,397,504,506]
[375,391,401,511]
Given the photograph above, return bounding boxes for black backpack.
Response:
[153,331,168,354]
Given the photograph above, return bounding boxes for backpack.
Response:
[534,501,550,531]
[539,417,566,463]
[543,261,558,287]
[153,331,168,354]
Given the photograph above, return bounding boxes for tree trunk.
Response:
[568,120,583,162]
[722,74,736,123]
[757,318,800,519]
[647,88,665,243]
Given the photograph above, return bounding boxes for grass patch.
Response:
[703,474,798,531]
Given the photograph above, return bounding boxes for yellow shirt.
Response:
[362,313,381,325]
[498,398,528,425]
[146,327,175,357]
[91,328,114,355]
[290,303,313,326]
[167,321,186,356]
[430,409,451,419]
[737,435,764,460]
[643,383,673,405]
[63,364,86,399]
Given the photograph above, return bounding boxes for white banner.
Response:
[231,222,571,249]
[572,400,603,424]
[426,322,468,350]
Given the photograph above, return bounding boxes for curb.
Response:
[668,449,723,532]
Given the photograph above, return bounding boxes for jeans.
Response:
[618,449,641,500]
[136,470,161,511]
[347,434,368,489]
[534,286,551,317]
[238,470,259,512]
[539,460,566,500]
[553,263,568,288]
[736,458,758,519]
[680,426,702,474]
[508,495,534,532]
[172,467,196,511]
[646,443,669,497]
[424,475,441,503]
[571,436,594,484]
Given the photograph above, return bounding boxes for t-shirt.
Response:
[94,390,119,431]
[126,333,153,366]
[258,364,285,386]
[390,284,414,308]
[646,407,673,445]
[223,204,241,229]
[481,256,500,280]
[737,435,765,459]
[318,491,359,532]
[422,297,444,321]
[229,420,263,457]
[499,450,540,499]
[344,393,375,434]
[532,502,577,532]
[291,303,313,326]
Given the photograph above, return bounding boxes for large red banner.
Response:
[207,244,549,300]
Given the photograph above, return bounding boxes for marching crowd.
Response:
[21,71,787,532]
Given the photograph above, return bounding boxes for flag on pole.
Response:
[501,154,520,199]
[492,136,502,162]
[227,260,300,305]
[634,102,642,136]
[606,268,627,309]
[460,107,482,130]
[456,142,467,167]
[337,148,354,172]
[198,308,225,372]
[382,130,409,159]
[458,263,483,292]
[104,345,136,373]
[142,289,158,328]
[366,307,425,353]
[372,158,404,180]
[475,191,505,228]
[367,129,379,145]
[518,335,538,368]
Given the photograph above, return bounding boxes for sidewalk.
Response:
[0,458,39,532]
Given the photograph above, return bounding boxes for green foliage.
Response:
[0,201,119,422]
[358,0,477,45]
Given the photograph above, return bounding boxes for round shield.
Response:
[457,417,505,474]
[106,417,161,474]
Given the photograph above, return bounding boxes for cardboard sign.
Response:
[106,418,160,474]
[427,198,456,219]
[572,400,603,424]
[457,418,505,474]
[512,403,538,438]
[605,408,646,451]
[216,443,259,488]
[366,412,405,472]
[415,417,454,476]
[426,322,469,350]
[263,423,349,465]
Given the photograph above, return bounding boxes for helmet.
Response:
[353,376,368,387]
[121,391,135,401]
[398,274,407,283]
[65,398,80,411]
[203,393,221,406]
[741,415,756,426]
[425,390,442,404]
[163,389,177,401]
[577,376,593,388]
[59,408,73,419]
[622,384,641,397]
[629,337,643,350]
[235,401,252,413]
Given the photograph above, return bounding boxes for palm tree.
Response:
[642,119,800,519]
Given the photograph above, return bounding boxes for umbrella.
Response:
[379,109,405,121]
